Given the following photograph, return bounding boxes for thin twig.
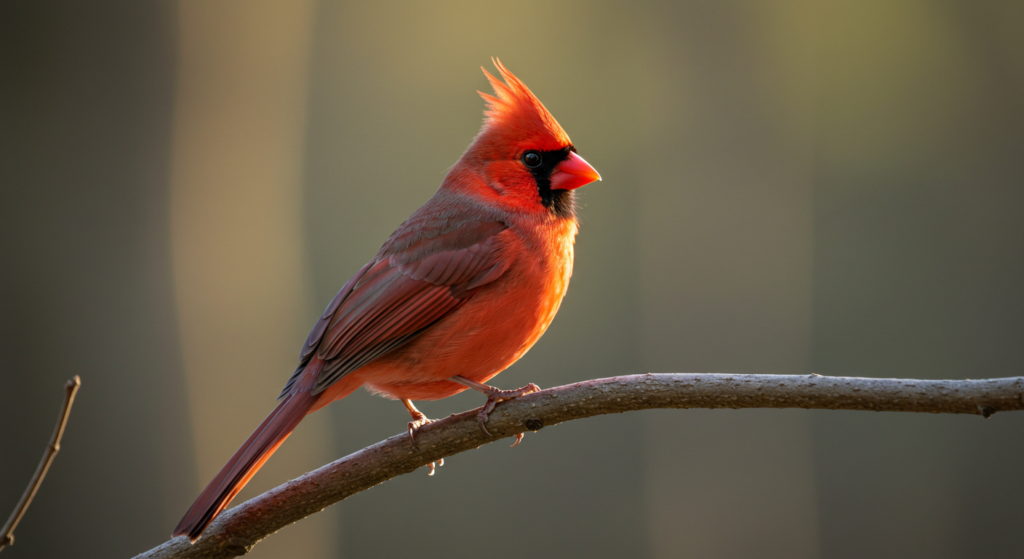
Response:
[0,376,81,553]
[134,373,1024,559]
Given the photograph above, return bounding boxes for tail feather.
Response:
[173,390,315,542]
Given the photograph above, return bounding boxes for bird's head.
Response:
[453,59,600,219]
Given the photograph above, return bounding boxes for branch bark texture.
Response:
[135,373,1024,559]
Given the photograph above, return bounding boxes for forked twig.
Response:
[0,376,81,553]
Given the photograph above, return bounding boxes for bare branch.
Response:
[1,376,81,553]
[134,373,1024,559]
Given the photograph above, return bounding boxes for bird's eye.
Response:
[522,151,542,169]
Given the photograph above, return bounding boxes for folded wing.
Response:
[279,219,511,397]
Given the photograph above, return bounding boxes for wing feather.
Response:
[278,260,373,399]
[280,217,512,397]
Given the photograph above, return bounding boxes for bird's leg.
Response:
[403,399,435,443]
[402,399,443,475]
[450,375,541,445]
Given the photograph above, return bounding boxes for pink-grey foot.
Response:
[426,458,444,476]
[403,399,443,475]
[451,375,541,444]
[402,398,434,444]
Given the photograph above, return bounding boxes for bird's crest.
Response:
[478,58,571,148]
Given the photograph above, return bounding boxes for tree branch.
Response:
[134,373,1024,559]
[1,376,81,553]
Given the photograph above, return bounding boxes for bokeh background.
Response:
[2,1,1023,558]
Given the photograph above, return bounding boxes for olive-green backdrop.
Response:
[2,2,1022,558]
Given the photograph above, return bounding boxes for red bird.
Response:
[173,59,600,542]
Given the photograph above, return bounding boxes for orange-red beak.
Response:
[550,152,601,190]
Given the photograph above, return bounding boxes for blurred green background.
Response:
[2,1,1023,558]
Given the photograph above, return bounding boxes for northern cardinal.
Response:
[173,59,600,542]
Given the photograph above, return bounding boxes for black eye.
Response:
[522,151,542,169]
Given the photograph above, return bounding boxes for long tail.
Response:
[172,388,316,542]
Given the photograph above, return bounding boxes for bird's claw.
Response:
[476,410,493,437]
[426,457,444,476]
[475,382,541,445]
[403,400,443,475]
[407,416,434,444]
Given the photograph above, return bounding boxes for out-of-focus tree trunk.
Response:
[168,2,337,558]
